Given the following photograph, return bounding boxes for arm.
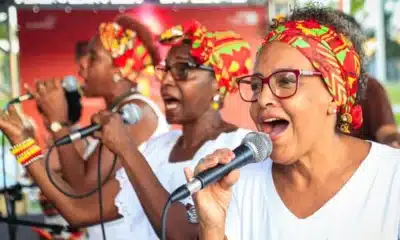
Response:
[27,159,121,226]
[92,111,198,240]
[364,77,399,145]
[0,105,121,227]
[54,99,158,192]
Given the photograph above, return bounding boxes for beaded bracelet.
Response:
[10,138,43,167]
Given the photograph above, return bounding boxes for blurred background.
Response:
[0,0,398,238]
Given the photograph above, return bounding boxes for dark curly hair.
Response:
[270,5,368,101]
[115,15,161,66]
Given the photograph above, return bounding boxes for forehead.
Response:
[88,35,107,55]
[165,43,195,64]
[255,41,313,76]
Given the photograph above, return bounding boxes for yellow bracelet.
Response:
[17,145,42,164]
[10,138,36,155]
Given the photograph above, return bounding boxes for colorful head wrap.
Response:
[159,20,253,96]
[99,22,154,82]
[264,19,363,133]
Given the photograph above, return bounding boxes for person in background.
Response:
[334,11,400,147]
[188,6,400,240]
[30,42,87,240]
[22,15,169,239]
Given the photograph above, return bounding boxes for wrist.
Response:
[199,225,226,240]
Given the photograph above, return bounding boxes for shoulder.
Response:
[143,130,182,149]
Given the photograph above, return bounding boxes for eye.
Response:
[273,72,297,89]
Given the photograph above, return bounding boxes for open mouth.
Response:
[163,96,181,110]
[261,118,290,139]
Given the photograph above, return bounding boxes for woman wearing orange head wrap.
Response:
[2,15,170,240]
[188,6,400,240]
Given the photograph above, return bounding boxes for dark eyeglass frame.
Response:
[236,69,322,102]
[156,62,214,81]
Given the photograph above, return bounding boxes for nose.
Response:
[257,83,278,108]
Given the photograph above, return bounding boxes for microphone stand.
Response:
[0,183,79,240]
[0,183,25,240]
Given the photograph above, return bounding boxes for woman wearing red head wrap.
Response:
[189,6,400,240]
[5,15,169,240]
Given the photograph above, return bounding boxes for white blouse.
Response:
[86,95,170,240]
[225,142,400,240]
[115,128,251,239]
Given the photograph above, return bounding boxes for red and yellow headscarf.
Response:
[99,22,155,96]
[159,20,253,96]
[264,19,363,133]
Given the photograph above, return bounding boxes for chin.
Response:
[269,149,297,166]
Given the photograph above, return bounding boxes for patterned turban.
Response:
[159,20,253,96]
[264,19,363,133]
[99,22,156,96]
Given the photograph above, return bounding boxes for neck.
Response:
[276,129,348,188]
[104,80,136,108]
[181,110,228,148]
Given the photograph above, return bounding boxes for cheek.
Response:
[249,103,259,126]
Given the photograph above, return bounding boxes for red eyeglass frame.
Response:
[236,69,322,102]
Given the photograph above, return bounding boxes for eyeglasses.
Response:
[155,62,214,81]
[236,69,322,102]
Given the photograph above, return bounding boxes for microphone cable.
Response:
[44,144,117,199]
[45,143,115,240]
[161,196,173,240]
[97,142,107,240]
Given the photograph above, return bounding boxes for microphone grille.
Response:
[62,76,79,92]
[119,104,142,124]
[242,132,272,163]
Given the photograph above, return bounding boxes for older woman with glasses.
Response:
[186,6,400,240]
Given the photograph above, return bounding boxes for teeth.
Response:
[166,103,178,110]
[263,118,280,123]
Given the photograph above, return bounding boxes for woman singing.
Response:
[188,6,400,240]
[16,15,170,239]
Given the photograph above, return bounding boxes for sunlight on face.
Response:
[250,41,335,164]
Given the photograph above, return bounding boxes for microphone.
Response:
[169,132,272,203]
[54,103,142,146]
[8,76,81,105]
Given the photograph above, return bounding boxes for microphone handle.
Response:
[169,144,254,203]
[9,93,33,104]
[195,144,253,188]
[55,124,101,146]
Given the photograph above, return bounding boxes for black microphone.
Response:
[169,132,272,203]
[54,103,143,146]
[8,76,81,104]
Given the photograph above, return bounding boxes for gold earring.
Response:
[211,94,221,110]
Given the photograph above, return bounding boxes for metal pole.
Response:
[375,0,387,82]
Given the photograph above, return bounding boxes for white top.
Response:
[225,142,400,240]
[86,95,170,240]
[115,128,251,239]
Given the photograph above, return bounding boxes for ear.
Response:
[210,77,218,92]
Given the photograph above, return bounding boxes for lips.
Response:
[162,94,181,111]
[259,116,290,140]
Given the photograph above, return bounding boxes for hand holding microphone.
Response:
[22,77,78,124]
